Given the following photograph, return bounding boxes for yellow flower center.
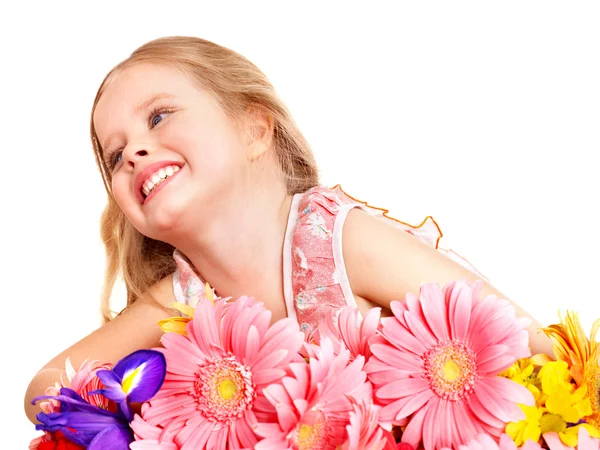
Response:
[444,360,461,381]
[583,363,600,429]
[293,409,331,450]
[540,413,567,434]
[219,379,237,400]
[424,340,478,401]
[297,424,314,442]
[194,355,254,424]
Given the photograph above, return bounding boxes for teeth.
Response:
[142,165,180,197]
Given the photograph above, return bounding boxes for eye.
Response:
[106,150,122,170]
[148,107,174,129]
[113,151,123,167]
[151,113,165,128]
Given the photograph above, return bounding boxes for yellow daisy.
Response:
[542,311,600,432]
[157,282,215,336]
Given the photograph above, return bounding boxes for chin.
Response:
[141,200,187,241]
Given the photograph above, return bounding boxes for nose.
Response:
[122,143,150,168]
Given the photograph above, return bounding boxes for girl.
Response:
[24,35,553,423]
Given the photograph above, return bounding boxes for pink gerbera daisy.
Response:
[130,413,181,449]
[64,358,116,411]
[341,400,397,450]
[314,306,381,360]
[133,296,305,449]
[443,433,543,450]
[365,280,534,450]
[544,428,600,450]
[37,359,115,414]
[255,338,372,449]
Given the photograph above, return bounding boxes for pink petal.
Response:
[404,307,438,348]
[499,433,519,450]
[476,344,509,364]
[282,375,307,403]
[176,417,213,449]
[390,300,409,326]
[484,377,535,406]
[253,368,286,385]
[234,412,259,447]
[423,396,440,450]
[253,422,283,439]
[467,393,506,429]
[448,282,472,342]
[369,344,422,372]
[257,318,303,361]
[474,380,525,423]
[275,403,299,432]
[380,320,428,356]
[253,349,291,373]
[376,378,430,400]
[438,399,461,449]
[380,388,434,420]
[361,307,382,341]
[400,404,428,448]
[452,400,480,445]
[264,383,293,409]
[255,437,289,449]
[477,354,519,376]
[420,283,450,341]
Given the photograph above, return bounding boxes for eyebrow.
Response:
[100,93,176,152]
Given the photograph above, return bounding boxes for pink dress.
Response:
[172,185,485,336]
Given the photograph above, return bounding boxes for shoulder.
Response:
[342,208,485,307]
[292,185,358,232]
[136,274,177,312]
[296,185,349,213]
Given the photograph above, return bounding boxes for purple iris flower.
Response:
[34,387,132,449]
[33,349,166,449]
[91,350,166,421]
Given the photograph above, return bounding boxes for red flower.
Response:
[30,431,84,450]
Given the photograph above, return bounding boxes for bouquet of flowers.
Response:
[30,280,600,450]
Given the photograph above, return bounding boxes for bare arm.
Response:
[343,209,554,356]
[24,275,176,424]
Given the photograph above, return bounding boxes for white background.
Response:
[2,1,599,447]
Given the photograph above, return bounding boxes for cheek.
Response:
[111,175,134,212]
[182,139,245,178]
[165,116,246,171]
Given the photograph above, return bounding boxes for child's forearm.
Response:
[480,283,554,357]
[24,367,67,424]
[525,318,555,356]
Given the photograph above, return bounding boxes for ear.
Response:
[242,105,274,161]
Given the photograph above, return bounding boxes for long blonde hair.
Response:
[90,36,319,323]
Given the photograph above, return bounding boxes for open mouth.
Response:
[141,164,181,199]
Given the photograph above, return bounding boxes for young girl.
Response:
[24,35,553,423]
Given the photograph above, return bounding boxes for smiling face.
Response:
[93,63,251,241]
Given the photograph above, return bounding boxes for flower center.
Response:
[193,355,254,423]
[539,413,567,434]
[424,340,478,400]
[219,379,237,400]
[443,360,461,381]
[292,408,332,450]
[583,364,600,429]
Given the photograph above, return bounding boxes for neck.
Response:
[170,177,294,317]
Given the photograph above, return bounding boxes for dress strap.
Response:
[287,186,350,335]
[172,250,209,308]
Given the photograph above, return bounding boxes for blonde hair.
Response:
[90,36,319,323]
